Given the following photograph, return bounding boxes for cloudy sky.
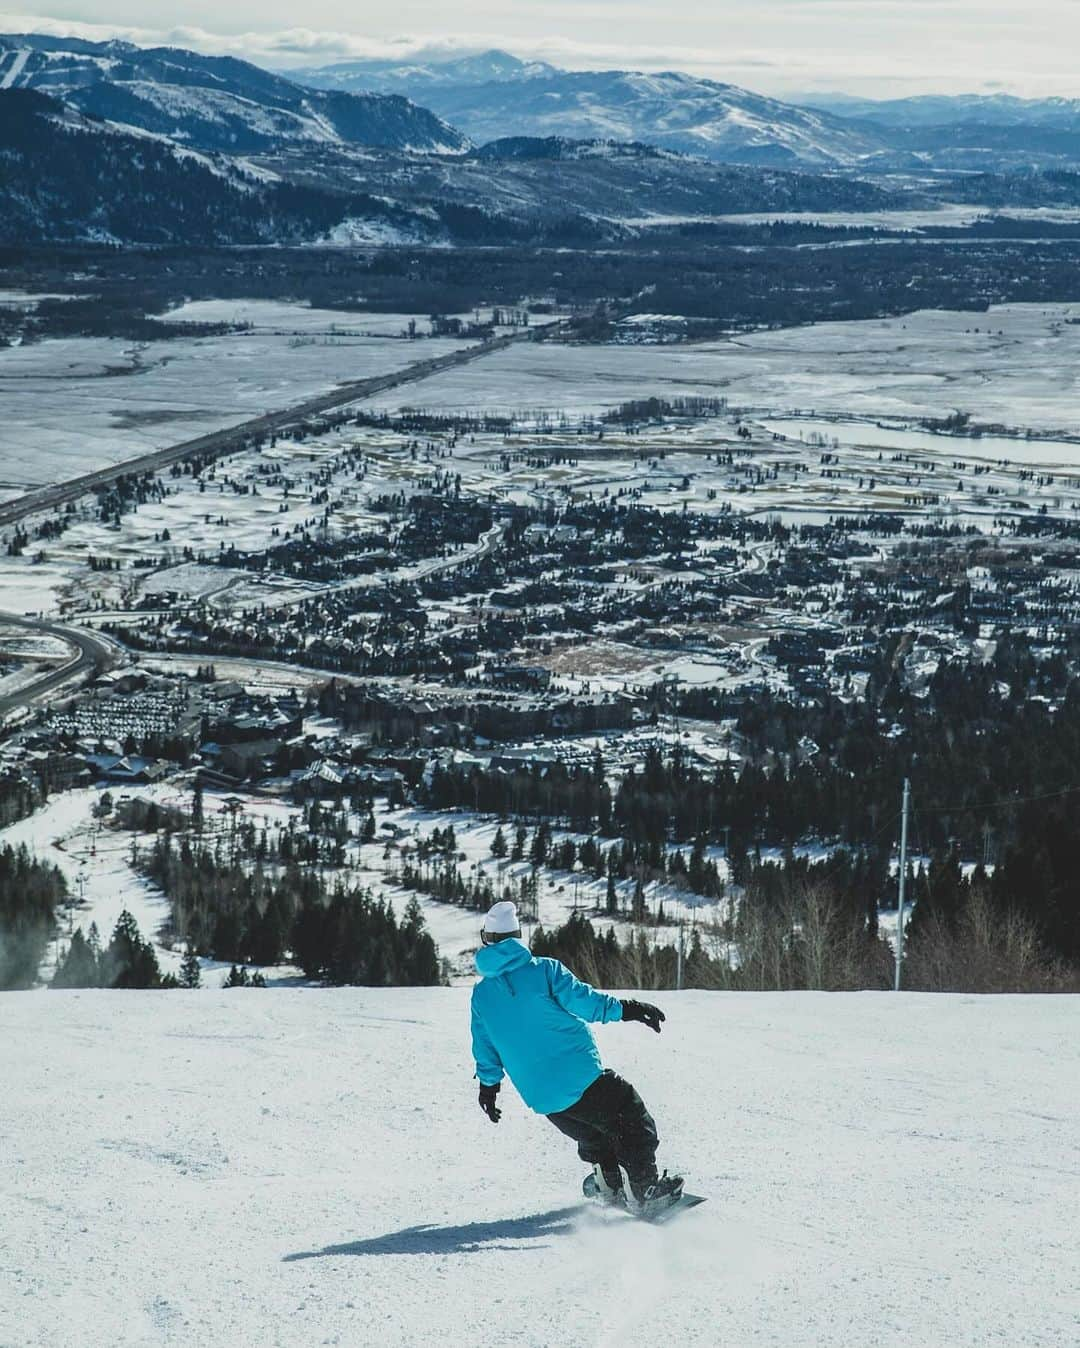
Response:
[2,2,1079,98]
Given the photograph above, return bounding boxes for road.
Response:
[0,613,116,716]
[225,521,509,613]
[0,324,555,531]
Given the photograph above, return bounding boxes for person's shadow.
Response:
[283,1206,582,1260]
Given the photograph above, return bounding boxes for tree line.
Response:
[0,844,68,990]
[135,834,440,986]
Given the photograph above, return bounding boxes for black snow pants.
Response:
[546,1069,658,1193]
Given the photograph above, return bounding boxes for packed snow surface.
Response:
[3,989,1078,1346]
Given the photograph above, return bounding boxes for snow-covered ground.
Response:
[2,988,1077,1347]
[0,325,472,492]
[711,203,1080,229]
[367,302,1080,433]
[151,300,440,336]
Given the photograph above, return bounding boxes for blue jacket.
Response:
[470,939,624,1115]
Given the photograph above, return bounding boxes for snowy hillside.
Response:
[3,988,1077,1346]
[0,89,458,246]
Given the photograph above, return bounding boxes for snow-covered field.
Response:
[368,302,1080,433]
[2,988,1077,1347]
[0,324,471,492]
[151,300,440,336]
[153,300,555,338]
[712,204,1080,229]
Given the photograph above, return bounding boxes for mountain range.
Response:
[797,91,1080,129]
[296,51,881,167]
[0,35,467,155]
[298,50,1080,172]
[6,33,1080,247]
[0,34,915,247]
[0,85,908,247]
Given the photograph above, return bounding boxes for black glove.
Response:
[621,999,665,1034]
[478,1082,502,1123]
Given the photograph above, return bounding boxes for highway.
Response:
[0,324,554,531]
[0,613,116,716]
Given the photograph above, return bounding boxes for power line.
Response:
[916,780,1080,817]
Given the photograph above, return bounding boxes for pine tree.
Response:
[102,910,161,989]
[191,777,204,835]
[224,964,250,988]
[490,826,507,858]
[179,946,201,989]
[51,927,100,989]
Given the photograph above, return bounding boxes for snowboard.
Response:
[641,1192,707,1225]
[582,1174,707,1224]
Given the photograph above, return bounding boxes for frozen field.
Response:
[368,302,1080,433]
[712,204,1080,229]
[155,300,556,337]
[760,415,1080,468]
[2,988,1077,1347]
[0,324,472,493]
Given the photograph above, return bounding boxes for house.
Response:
[218,738,286,781]
[85,753,171,785]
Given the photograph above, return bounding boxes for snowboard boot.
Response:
[627,1170,684,1220]
[582,1162,626,1206]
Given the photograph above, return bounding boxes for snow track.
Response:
[3,989,1078,1346]
[0,48,29,90]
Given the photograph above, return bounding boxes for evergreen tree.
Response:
[0,843,65,989]
[101,910,162,989]
[178,946,201,989]
[511,825,527,862]
[490,826,508,858]
[51,927,101,989]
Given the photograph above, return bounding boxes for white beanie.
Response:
[483,900,521,935]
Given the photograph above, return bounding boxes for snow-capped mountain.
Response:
[297,52,882,167]
[793,91,1080,169]
[302,48,559,93]
[0,34,469,155]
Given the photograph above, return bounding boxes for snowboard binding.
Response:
[582,1163,627,1207]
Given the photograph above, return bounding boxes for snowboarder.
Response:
[470,899,683,1218]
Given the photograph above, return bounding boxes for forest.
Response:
[9,227,1080,344]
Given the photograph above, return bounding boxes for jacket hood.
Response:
[475,937,533,978]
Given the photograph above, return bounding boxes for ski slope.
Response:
[2,989,1078,1347]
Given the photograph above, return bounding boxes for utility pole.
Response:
[894,778,911,993]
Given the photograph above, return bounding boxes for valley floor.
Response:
[2,989,1077,1347]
